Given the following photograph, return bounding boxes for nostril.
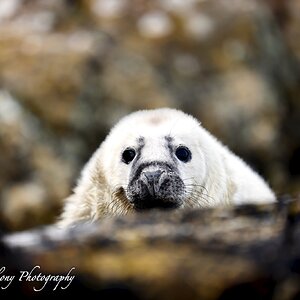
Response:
[144,170,163,183]
[141,170,164,196]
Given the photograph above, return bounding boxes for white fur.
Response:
[58,108,275,227]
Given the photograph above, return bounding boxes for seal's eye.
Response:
[122,148,136,164]
[175,146,192,163]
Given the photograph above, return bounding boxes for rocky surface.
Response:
[0,0,299,231]
[2,199,300,299]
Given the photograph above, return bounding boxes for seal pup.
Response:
[58,108,275,227]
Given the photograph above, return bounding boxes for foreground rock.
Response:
[2,200,300,299]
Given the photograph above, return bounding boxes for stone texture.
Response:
[2,200,300,299]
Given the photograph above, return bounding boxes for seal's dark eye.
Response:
[175,146,192,163]
[122,148,136,164]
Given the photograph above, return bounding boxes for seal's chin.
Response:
[132,197,182,211]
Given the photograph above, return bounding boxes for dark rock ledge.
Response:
[1,199,300,300]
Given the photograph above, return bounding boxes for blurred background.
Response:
[0,0,299,232]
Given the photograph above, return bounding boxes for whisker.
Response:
[184,184,215,208]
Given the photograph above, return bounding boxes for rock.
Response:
[2,200,300,299]
[0,90,74,231]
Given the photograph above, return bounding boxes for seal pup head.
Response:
[58,108,275,227]
[59,109,212,226]
[99,108,208,211]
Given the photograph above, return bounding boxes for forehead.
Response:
[113,113,198,143]
[115,125,182,148]
[103,111,202,158]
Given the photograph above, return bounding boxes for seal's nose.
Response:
[142,170,163,196]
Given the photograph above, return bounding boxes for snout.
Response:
[140,170,166,197]
[127,164,185,211]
